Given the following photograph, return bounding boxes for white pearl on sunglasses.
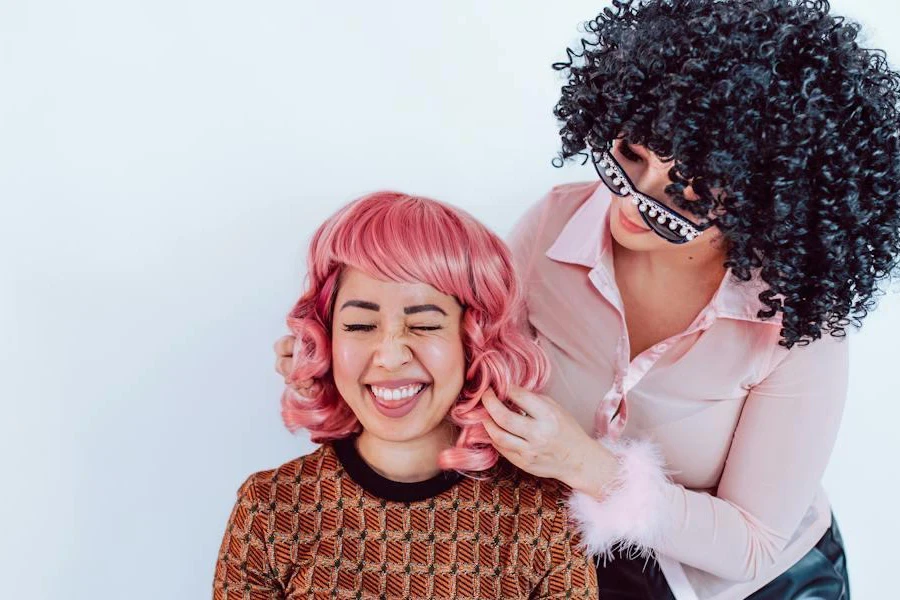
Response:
[593,147,708,242]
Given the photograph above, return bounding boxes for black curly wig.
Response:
[553,0,900,347]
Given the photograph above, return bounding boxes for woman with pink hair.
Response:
[212,191,597,599]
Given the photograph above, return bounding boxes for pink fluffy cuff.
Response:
[567,436,671,560]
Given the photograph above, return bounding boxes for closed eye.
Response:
[341,324,443,332]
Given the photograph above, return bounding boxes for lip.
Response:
[366,384,429,419]
[617,201,652,234]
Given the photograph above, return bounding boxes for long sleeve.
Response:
[655,334,849,581]
[570,333,849,582]
[212,474,284,600]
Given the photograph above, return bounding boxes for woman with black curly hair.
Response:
[275,1,900,598]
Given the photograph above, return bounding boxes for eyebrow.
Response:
[340,300,380,311]
[339,300,447,316]
[404,304,447,316]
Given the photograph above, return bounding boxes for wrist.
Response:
[564,438,620,497]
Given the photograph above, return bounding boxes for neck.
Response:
[355,423,454,483]
[613,235,729,287]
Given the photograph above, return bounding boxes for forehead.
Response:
[335,267,457,309]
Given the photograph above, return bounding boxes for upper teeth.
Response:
[370,384,426,401]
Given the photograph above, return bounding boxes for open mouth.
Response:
[365,383,430,418]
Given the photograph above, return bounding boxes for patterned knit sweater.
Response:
[213,437,598,599]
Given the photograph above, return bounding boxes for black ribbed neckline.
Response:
[332,436,462,503]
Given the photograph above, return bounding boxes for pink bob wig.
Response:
[281,190,549,473]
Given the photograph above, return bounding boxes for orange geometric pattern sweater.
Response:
[212,437,598,599]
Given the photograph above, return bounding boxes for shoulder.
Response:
[755,331,850,393]
[772,329,849,371]
[491,465,573,516]
[490,468,584,553]
[233,444,335,503]
[507,182,603,271]
[540,181,601,203]
[510,181,601,237]
[544,181,601,209]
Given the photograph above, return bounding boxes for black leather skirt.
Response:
[596,514,850,599]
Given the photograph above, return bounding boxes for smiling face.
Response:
[330,267,466,445]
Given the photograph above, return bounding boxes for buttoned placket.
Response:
[588,264,718,440]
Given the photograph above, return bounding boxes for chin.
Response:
[363,419,436,443]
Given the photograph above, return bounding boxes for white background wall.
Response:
[2,1,898,598]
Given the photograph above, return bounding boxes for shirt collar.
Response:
[545,182,613,269]
[545,183,782,325]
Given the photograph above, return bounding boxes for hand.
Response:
[481,386,618,496]
[274,334,320,396]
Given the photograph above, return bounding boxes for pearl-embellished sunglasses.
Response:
[592,144,716,244]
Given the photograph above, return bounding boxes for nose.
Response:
[372,330,412,370]
[630,159,667,193]
[619,142,671,194]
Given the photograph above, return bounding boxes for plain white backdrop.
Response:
[2,1,899,598]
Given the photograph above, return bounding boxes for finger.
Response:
[286,377,320,397]
[482,418,528,453]
[274,335,296,357]
[482,391,532,438]
[275,354,316,390]
[505,385,552,419]
[276,356,294,378]
[296,381,321,396]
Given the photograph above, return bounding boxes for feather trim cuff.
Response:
[568,436,671,559]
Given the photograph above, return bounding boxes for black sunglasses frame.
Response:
[592,147,716,244]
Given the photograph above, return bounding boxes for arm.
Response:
[569,334,849,582]
[212,474,284,599]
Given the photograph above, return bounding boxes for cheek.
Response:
[331,338,367,387]
[418,338,466,392]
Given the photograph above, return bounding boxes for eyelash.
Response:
[342,324,443,332]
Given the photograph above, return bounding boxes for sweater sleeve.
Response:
[212,474,284,599]
[568,333,849,582]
